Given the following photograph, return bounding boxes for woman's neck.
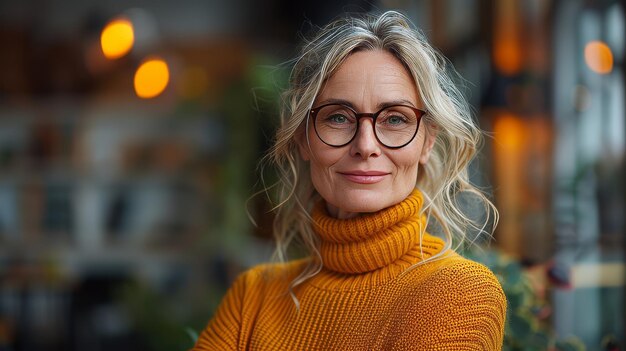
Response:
[325,202,360,219]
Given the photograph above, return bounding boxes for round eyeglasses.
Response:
[310,103,427,149]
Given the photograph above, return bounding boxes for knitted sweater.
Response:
[193,190,507,350]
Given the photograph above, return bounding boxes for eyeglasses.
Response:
[309,103,427,149]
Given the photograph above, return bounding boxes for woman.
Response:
[193,11,506,350]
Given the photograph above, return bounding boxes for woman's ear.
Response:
[419,124,437,164]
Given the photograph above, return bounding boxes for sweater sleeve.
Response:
[391,259,507,351]
[191,271,249,351]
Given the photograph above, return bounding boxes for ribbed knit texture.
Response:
[193,190,507,350]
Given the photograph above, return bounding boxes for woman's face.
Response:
[299,50,436,219]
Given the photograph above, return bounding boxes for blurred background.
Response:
[0,0,624,350]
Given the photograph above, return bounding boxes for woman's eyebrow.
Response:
[316,98,355,108]
[315,98,417,110]
[376,99,417,109]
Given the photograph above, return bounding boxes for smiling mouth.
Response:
[338,171,390,184]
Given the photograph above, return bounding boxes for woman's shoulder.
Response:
[396,251,507,329]
[419,250,506,304]
[390,251,507,349]
[438,251,501,282]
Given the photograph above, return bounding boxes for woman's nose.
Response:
[349,118,381,159]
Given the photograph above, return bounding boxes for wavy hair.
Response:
[258,10,498,306]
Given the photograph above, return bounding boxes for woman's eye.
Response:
[328,114,349,123]
[385,115,407,125]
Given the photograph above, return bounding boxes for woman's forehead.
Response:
[315,50,420,108]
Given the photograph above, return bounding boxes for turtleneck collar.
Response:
[311,189,445,275]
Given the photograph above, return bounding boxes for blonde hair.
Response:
[259,10,498,303]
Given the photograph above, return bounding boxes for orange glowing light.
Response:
[134,58,170,99]
[101,18,134,59]
[494,113,526,151]
[584,41,614,74]
[493,0,523,76]
[494,38,523,76]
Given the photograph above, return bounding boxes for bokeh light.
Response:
[101,18,135,59]
[493,0,523,76]
[494,113,526,151]
[134,58,170,99]
[494,38,523,76]
[584,41,614,74]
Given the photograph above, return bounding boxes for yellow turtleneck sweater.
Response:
[193,190,507,350]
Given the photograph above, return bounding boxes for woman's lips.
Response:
[338,171,390,184]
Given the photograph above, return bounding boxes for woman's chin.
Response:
[325,189,394,217]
